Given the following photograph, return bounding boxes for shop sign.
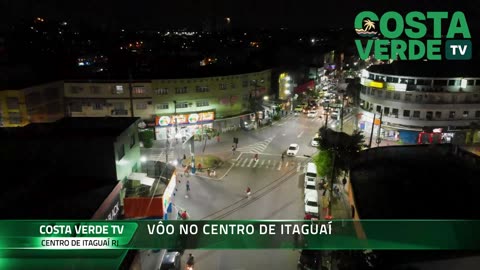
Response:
[158,116,171,126]
[188,113,199,124]
[156,111,215,127]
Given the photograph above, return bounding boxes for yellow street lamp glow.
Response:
[263,96,269,101]
[285,90,291,95]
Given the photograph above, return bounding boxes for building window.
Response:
[475,111,480,118]
[386,77,399,83]
[435,111,442,119]
[393,92,401,100]
[448,80,460,86]
[449,111,456,119]
[250,80,257,86]
[90,86,101,94]
[231,82,236,89]
[405,94,412,101]
[384,107,390,115]
[403,110,410,117]
[415,95,423,102]
[6,97,19,109]
[156,103,169,110]
[463,111,469,117]
[175,87,187,94]
[385,91,392,99]
[155,88,169,95]
[413,111,420,118]
[175,102,189,109]
[136,102,147,110]
[113,85,124,94]
[196,86,209,93]
[467,80,474,86]
[392,108,399,117]
[376,105,381,113]
[117,145,125,160]
[8,112,21,124]
[219,83,227,90]
[133,86,146,94]
[196,101,209,107]
[433,80,447,86]
[130,134,136,148]
[70,102,82,112]
[426,111,433,120]
[417,79,431,85]
[93,103,103,110]
[70,86,84,94]
[242,80,248,87]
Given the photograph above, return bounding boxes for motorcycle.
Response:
[186,255,195,270]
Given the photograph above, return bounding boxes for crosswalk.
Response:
[235,136,275,154]
[233,157,304,172]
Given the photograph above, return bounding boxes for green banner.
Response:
[1,220,480,269]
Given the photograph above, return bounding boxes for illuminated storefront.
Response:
[155,111,215,140]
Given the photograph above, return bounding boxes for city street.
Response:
[142,113,328,269]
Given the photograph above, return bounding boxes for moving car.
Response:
[304,193,319,217]
[307,110,317,118]
[294,105,304,113]
[287,144,300,156]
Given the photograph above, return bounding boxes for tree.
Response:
[139,129,154,148]
[313,149,334,177]
[317,127,364,171]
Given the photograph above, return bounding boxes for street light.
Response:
[140,156,147,163]
[263,96,269,101]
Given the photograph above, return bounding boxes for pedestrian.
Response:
[281,152,285,161]
[246,187,251,198]
[186,180,190,192]
[232,145,236,155]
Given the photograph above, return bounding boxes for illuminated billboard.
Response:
[155,111,215,126]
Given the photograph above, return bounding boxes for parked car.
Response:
[161,251,181,270]
[311,137,320,147]
[287,144,300,156]
[298,250,322,270]
[304,193,319,217]
[307,110,317,118]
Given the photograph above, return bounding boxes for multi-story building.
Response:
[358,61,480,144]
[0,81,64,127]
[64,69,272,140]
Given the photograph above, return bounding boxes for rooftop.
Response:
[350,145,480,219]
[0,117,140,139]
[367,60,480,78]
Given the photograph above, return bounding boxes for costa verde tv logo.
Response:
[354,11,472,60]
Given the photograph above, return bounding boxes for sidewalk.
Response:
[174,150,239,181]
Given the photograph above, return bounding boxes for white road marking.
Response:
[253,159,259,168]
[266,160,271,169]
[247,159,254,167]
[282,134,286,136]
[271,160,278,170]
[297,164,302,172]
[241,158,249,167]
[260,160,265,167]
[285,161,289,167]
[277,162,282,170]
[297,131,304,138]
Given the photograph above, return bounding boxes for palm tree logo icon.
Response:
[355,18,378,37]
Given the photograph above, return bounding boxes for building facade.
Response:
[0,81,64,127]
[64,69,271,139]
[358,62,480,144]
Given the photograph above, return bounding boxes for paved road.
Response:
[166,114,325,269]
[141,113,327,269]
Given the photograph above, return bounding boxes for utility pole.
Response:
[324,103,330,127]
[128,69,135,117]
[340,97,345,132]
[376,110,383,147]
[368,113,376,148]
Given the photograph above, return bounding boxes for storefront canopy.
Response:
[128,172,155,187]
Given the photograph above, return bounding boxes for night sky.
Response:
[1,0,480,30]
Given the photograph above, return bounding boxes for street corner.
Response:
[182,154,231,181]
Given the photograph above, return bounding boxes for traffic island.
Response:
[180,154,228,180]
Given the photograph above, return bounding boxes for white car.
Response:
[311,137,320,147]
[286,144,299,156]
[305,193,319,216]
[304,176,316,189]
[304,182,317,197]
[307,110,317,118]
